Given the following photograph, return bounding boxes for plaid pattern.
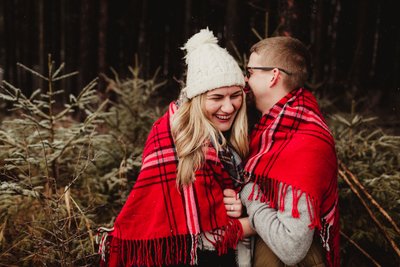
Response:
[244,88,340,267]
[218,145,245,189]
[107,102,243,267]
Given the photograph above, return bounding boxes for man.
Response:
[240,36,339,267]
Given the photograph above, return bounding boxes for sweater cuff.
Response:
[240,182,255,204]
[240,183,258,229]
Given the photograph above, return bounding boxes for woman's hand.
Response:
[223,189,242,218]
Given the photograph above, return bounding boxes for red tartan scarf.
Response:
[244,88,340,267]
[107,102,243,267]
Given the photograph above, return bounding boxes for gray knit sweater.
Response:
[240,182,314,266]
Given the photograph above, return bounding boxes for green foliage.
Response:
[326,101,400,266]
[0,57,165,266]
[1,56,398,266]
[96,65,166,216]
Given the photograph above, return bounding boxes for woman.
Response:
[100,28,252,267]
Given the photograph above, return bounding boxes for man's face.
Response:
[245,52,272,110]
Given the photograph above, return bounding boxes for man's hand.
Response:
[223,188,242,218]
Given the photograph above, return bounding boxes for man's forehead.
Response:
[248,52,267,66]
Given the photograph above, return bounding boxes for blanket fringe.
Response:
[214,218,243,255]
[105,223,242,267]
[96,227,114,267]
[247,174,339,266]
[108,234,196,267]
[249,174,321,229]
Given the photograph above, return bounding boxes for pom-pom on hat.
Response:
[181,28,245,99]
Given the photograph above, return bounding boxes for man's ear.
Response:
[270,69,279,87]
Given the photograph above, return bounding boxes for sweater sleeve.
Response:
[240,182,314,266]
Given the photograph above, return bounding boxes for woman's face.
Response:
[203,86,243,132]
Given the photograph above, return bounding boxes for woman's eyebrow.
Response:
[207,89,242,98]
[207,93,224,97]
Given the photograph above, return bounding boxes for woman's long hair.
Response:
[171,90,248,185]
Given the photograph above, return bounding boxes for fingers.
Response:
[225,203,242,218]
[223,193,241,206]
[223,188,237,198]
[223,189,243,218]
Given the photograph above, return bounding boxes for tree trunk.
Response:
[348,1,370,87]
[78,0,96,91]
[4,0,16,83]
[184,0,192,40]
[138,0,149,77]
[98,0,108,91]
[225,0,239,55]
[310,0,325,84]
[276,0,312,41]
[37,0,45,91]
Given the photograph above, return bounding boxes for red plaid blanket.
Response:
[244,88,340,267]
[107,102,242,267]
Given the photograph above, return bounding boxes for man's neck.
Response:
[260,88,292,115]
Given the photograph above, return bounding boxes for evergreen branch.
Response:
[29,88,42,101]
[229,40,242,63]
[251,28,263,41]
[2,81,51,119]
[16,63,48,81]
[339,161,400,235]
[75,78,98,103]
[25,103,51,120]
[2,161,30,178]
[110,68,121,84]
[101,116,136,147]
[21,114,52,130]
[340,230,382,266]
[52,71,79,82]
[68,139,91,191]
[0,130,25,149]
[151,79,168,92]
[54,79,98,120]
[151,67,161,82]
[338,162,400,257]
[52,62,65,79]
[83,99,109,125]
[56,107,106,197]
[33,122,52,197]
[1,81,23,100]
[49,132,82,163]
[54,105,75,120]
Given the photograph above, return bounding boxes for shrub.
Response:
[0,56,165,266]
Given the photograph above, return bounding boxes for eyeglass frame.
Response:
[245,66,292,78]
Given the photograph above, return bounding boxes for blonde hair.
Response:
[250,36,311,90]
[171,91,248,185]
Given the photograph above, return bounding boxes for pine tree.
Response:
[0,55,166,266]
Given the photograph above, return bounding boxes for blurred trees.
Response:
[0,2,399,264]
[0,0,398,121]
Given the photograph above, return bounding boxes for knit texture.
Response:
[181,28,245,99]
[244,88,340,267]
[106,102,243,267]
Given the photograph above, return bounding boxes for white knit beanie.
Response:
[181,28,245,99]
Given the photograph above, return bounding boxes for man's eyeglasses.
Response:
[245,67,292,78]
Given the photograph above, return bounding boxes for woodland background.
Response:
[0,0,399,266]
